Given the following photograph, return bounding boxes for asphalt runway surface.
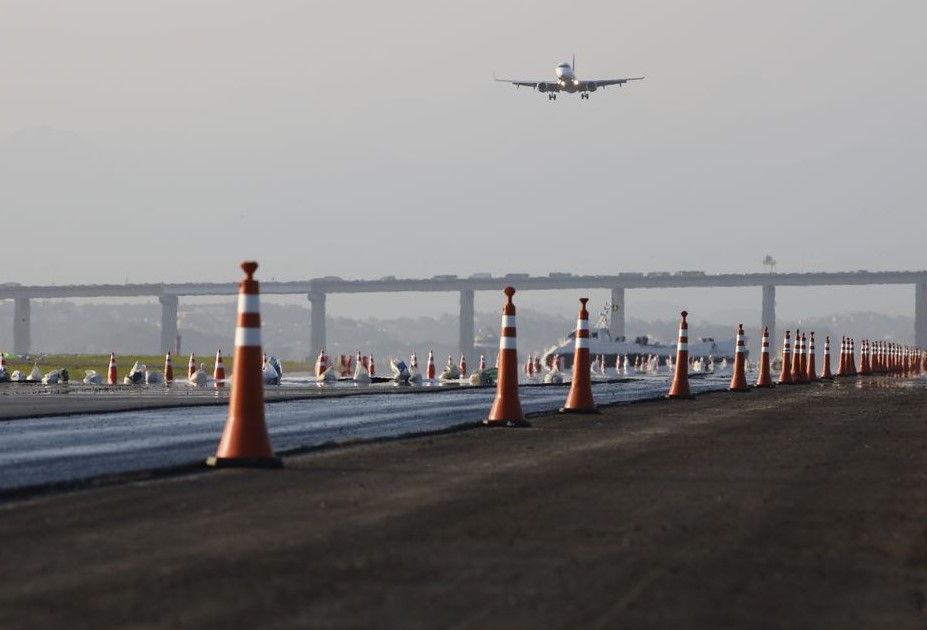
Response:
[1,377,926,629]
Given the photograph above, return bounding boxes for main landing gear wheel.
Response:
[548,93,557,100]
[581,93,589,100]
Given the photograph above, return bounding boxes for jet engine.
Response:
[535,82,551,93]
[586,82,598,92]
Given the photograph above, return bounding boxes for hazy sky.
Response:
[1,1,925,322]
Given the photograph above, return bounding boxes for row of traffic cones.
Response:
[100,350,228,387]
[205,271,927,471]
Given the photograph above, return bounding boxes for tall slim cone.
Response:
[820,336,833,379]
[207,261,282,468]
[755,326,774,388]
[805,332,818,382]
[560,298,599,414]
[485,287,528,427]
[777,331,793,385]
[727,324,749,392]
[790,329,804,383]
[666,311,693,399]
[164,351,174,383]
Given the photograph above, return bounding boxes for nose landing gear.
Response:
[581,92,590,100]
[548,93,558,100]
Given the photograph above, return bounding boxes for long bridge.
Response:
[2,270,926,358]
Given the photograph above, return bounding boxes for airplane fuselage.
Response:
[555,62,580,92]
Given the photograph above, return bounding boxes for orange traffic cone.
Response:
[835,337,848,377]
[459,353,467,378]
[368,353,376,377]
[755,326,774,387]
[727,324,749,392]
[426,350,435,380]
[214,349,226,388]
[820,336,833,379]
[485,286,528,427]
[790,329,804,384]
[797,333,808,383]
[777,331,793,384]
[315,349,327,377]
[107,352,118,385]
[806,332,818,382]
[188,352,196,379]
[207,261,281,468]
[858,340,870,375]
[164,351,174,383]
[848,338,858,375]
[560,298,599,414]
[479,354,486,371]
[666,311,694,399]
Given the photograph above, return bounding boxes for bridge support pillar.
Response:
[610,287,626,340]
[159,295,179,354]
[459,289,475,365]
[762,285,776,356]
[13,298,30,355]
[916,283,927,348]
[308,291,327,357]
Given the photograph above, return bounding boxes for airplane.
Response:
[494,56,644,100]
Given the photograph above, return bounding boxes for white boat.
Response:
[540,305,742,370]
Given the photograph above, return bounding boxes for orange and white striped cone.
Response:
[859,340,870,375]
[410,352,418,369]
[315,349,327,377]
[164,351,174,383]
[560,297,599,414]
[459,354,467,378]
[835,337,848,377]
[0,353,6,372]
[777,331,793,385]
[107,352,118,385]
[820,336,833,379]
[755,326,774,387]
[806,332,818,382]
[213,349,226,388]
[485,287,528,427]
[790,329,804,383]
[188,353,197,379]
[426,350,435,380]
[666,311,694,399]
[369,353,376,377]
[207,261,281,469]
[478,354,486,371]
[727,324,749,392]
[797,333,808,384]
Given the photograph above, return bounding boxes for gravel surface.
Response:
[1,378,926,629]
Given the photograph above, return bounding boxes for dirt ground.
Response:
[2,378,927,629]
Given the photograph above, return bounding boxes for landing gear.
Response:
[581,92,590,100]
[548,93,557,101]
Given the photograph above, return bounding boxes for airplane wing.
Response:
[583,77,645,89]
[493,75,561,91]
